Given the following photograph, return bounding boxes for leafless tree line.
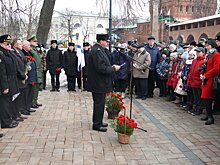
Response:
[0,0,43,39]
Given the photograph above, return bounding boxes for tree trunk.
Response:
[36,0,56,46]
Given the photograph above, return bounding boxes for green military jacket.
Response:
[30,47,43,83]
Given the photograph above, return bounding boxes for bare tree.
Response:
[36,0,56,46]
[96,0,148,24]
[0,0,42,38]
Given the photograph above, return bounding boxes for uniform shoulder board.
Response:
[97,48,101,51]
[0,59,1,63]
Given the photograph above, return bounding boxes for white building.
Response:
[48,11,109,46]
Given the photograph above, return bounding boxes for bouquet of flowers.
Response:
[105,92,125,112]
[112,114,138,135]
[22,56,35,84]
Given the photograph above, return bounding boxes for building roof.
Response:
[170,14,220,27]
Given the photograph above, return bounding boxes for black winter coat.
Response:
[0,46,19,96]
[63,49,78,76]
[87,44,114,93]
[46,47,63,74]
[11,49,27,89]
[82,50,90,76]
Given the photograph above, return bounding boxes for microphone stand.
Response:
[122,50,148,132]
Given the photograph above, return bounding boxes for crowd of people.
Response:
[110,35,220,126]
[0,33,220,135]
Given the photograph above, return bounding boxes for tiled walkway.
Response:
[0,88,220,165]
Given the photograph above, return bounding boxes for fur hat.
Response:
[51,40,57,44]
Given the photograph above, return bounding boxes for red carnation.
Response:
[31,82,35,86]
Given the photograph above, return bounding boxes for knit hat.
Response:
[169,44,177,51]
[206,39,218,48]
[170,52,177,58]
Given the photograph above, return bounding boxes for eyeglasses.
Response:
[33,40,37,42]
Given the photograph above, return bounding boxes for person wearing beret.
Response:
[82,42,90,91]
[28,36,43,108]
[133,44,151,100]
[200,39,220,125]
[145,36,161,98]
[63,42,78,92]
[87,34,121,132]
[46,40,63,92]
[0,34,19,128]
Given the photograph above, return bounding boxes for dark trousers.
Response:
[50,73,60,90]
[148,69,157,96]
[135,78,148,97]
[12,93,21,119]
[25,85,33,111]
[77,74,81,89]
[67,75,76,90]
[17,88,27,113]
[203,99,213,118]
[83,75,88,90]
[213,91,220,112]
[42,71,47,89]
[159,79,167,96]
[0,95,13,127]
[92,93,106,128]
[114,79,127,93]
[192,88,203,111]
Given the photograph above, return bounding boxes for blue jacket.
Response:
[112,50,128,80]
[156,57,169,79]
[21,49,37,84]
[145,44,161,69]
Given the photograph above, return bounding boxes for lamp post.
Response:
[109,0,112,52]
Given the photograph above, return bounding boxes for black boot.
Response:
[205,117,214,125]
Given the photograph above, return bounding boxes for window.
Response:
[192,6,194,12]
[207,19,214,26]
[193,22,198,28]
[199,21,206,27]
[180,5,183,12]
[186,6,189,13]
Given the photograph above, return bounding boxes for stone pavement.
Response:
[0,87,220,165]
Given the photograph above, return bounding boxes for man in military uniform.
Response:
[0,34,19,128]
[63,42,78,91]
[28,36,43,108]
[87,34,121,132]
[82,42,90,90]
[46,40,63,92]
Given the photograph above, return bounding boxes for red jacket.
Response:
[201,51,220,99]
[188,56,205,88]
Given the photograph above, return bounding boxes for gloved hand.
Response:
[56,68,61,72]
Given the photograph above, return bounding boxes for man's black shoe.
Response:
[31,104,38,108]
[21,111,31,115]
[50,89,56,92]
[29,109,36,113]
[135,96,142,99]
[92,126,107,132]
[0,133,4,138]
[56,89,60,92]
[12,120,19,125]
[102,123,108,127]
[36,103,42,107]
[2,123,18,128]
[141,96,147,100]
[205,117,214,125]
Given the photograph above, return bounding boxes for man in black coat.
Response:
[87,34,121,132]
[0,34,19,128]
[63,42,78,91]
[46,40,63,92]
[82,42,90,91]
[11,38,28,121]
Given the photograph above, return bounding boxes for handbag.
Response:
[212,68,220,90]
